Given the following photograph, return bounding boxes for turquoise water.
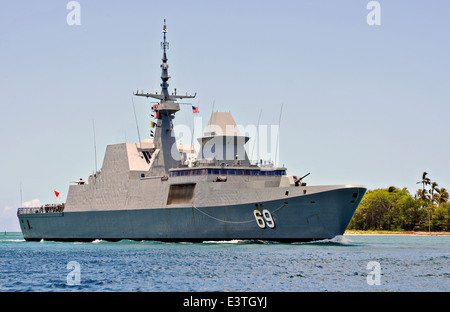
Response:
[0,233,448,292]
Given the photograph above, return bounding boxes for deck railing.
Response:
[17,204,65,215]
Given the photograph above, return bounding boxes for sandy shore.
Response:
[344,230,450,236]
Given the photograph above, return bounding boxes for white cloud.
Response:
[1,205,20,232]
[22,198,42,207]
[0,199,41,232]
[1,205,15,217]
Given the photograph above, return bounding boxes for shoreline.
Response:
[344,230,450,236]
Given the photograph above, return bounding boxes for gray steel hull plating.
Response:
[18,187,365,242]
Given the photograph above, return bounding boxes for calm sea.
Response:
[0,233,448,293]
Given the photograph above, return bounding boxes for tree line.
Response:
[348,172,449,232]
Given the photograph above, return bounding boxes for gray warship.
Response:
[17,21,366,242]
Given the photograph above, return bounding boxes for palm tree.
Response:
[430,181,439,207]
[417,172,431,190]
[436,187,449,206]
[415,188,429,201]
[417,172,432,232]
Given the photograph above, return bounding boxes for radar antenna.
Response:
[134,19,196,107]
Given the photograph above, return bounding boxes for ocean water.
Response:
[0,233,448,292]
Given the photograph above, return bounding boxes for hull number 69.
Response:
[253,209,275,229]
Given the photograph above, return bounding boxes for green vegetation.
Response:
[348,172,449,232]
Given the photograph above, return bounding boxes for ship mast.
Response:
[134,19,196,106]
[134,19,196,175]
[159,19,171,102]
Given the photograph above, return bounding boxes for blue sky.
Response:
[1,1,449,231]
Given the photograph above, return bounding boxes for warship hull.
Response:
[17,21,367,243]
[18,186,365,242]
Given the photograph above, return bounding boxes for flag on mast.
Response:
[151,105,159,118]
[192,106,199,113]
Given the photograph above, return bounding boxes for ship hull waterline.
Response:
[18,187,365,243]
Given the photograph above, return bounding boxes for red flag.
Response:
[54,190,62,199]
[192,106,199,113]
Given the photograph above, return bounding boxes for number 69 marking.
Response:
[253,209,276,229]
